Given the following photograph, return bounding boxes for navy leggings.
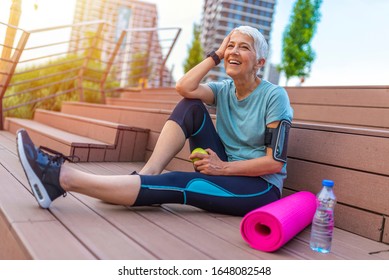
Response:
[133,99,280,216]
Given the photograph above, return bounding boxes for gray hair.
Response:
[233,26,268,60]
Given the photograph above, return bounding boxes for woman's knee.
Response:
[168,98,208,138]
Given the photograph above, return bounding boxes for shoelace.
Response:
[38,146,80,198]
[39,146,81,164]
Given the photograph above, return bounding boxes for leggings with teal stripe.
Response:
[133,98,280,216]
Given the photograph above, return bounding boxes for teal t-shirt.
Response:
[207,79,293,192]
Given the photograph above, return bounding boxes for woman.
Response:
[17,26,293,216]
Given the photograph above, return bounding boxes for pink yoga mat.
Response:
[240,191,316,252]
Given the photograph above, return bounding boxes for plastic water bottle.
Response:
[309,179,337,253]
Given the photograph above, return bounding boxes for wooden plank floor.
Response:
[1,130,389,260]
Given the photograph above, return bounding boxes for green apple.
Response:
[191,147,208,162]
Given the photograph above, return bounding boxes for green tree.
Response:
[278,0,322,85]
[183,23,204,73]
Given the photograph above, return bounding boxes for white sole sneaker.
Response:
[17,129,53,208]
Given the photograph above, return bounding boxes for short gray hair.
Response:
[233,26,268,60]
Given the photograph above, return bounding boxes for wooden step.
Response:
[286,85,389,107]
[61,101,216,132]
[5,118,109,161]
[141,87,178,95]
[291,104,389,128]
[61,101,172,132]
[286,86,389,128]
[33,109,149,162]
[120,87,182,101]
[60,101,210,171]
[4,117,148,162]
[119,92,183,102]
[34,109,122,145]
[106,97,179,110]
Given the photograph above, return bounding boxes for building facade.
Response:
[70,0,175,88]
[201,0,278,82]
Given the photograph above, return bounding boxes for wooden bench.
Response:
[284,86,389,244]
[285,122,389,243]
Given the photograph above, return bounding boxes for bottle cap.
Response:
[322,179,334,187]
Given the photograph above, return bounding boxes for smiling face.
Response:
[224,31,264,80]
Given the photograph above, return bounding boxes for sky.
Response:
[1,0,389,86]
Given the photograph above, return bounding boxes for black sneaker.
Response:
[16,129,79,208]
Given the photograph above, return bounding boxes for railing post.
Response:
[1,0,22,61]
[100,30,127,104]
[0,0,22,130]
[159,28,181,87]
[76,22,105,102]
[0,30,29,130]
[142,18,157,89]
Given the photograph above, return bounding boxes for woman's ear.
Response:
[257,58,266,68]
[254,58,265,73]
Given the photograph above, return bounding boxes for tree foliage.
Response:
[278,0,322,85]
[183,23,204,73]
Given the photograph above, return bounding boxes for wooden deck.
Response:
[1,130,389,260]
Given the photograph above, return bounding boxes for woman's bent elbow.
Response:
[175,81,182,92]
[175,82,188,97]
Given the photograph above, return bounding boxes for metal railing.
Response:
[0,21,29,130]
[0,20,181,129]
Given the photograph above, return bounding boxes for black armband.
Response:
[264,120,292,163]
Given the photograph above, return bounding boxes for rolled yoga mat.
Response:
[240,191,316,252]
